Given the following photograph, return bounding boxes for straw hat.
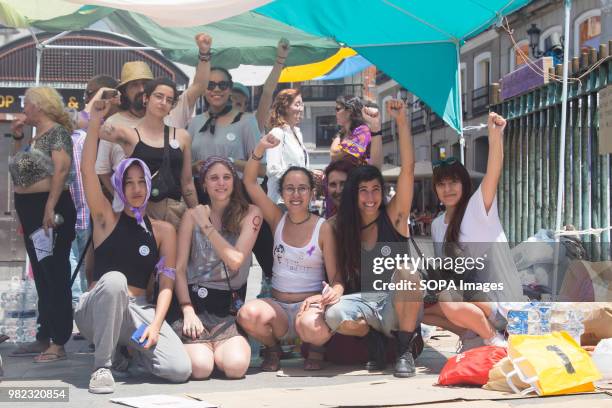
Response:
[118,61,154,88]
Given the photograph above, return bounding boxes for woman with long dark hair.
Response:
[424,112,522,350]
[325,99,424,378]
[237,134,343,371]
[9,87,76,362]
[75,100,190,394]
[97,77,198,228]
[172,156,261,379]
[330,96,371,165]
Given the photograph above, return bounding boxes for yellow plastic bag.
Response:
[506,331,601,396]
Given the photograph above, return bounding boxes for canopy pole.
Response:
[456,44,465,164]
[552,0,572,300]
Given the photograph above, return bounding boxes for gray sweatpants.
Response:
[74,271,191,383]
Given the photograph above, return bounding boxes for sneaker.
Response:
[484,332,508,348]
[457,330,484,353]
[89,368,115,394]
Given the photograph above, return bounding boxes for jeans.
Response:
[70,227,90,304]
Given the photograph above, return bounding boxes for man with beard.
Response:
[95,33,212,194]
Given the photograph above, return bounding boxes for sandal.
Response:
[261,344,282,372]
[33,351,67,363]
[9,341,49,357]
[303,345,325,371]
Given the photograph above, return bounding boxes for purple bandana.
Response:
[111,158,152,232]
[155,256,176,281]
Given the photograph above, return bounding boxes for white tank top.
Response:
[271,213,326,293]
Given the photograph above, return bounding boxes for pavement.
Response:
[0,238,610,407]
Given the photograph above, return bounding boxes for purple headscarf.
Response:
[111,158,152,232]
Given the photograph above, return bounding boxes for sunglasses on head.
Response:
[208,80,231,91]
[432,157,459,168]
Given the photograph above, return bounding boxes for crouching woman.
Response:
[75,100,191,394]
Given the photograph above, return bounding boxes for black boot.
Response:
[393,329,422,378]
[365,329,387,371]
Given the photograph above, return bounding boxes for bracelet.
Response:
[203,223,215,238]
[180,302,193,308]
[199,51,212,62]
[371,130,383,137]
[251,151,264,161]
[12,133,24,140]
[276,58,286,66]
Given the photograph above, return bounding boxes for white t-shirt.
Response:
[95,93,193,174]
[431,185,523,302]
[266,125,309,204]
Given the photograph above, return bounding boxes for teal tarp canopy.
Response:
[256,0,532,133]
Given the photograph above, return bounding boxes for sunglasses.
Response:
[208,80,231,91]
[432,157,459,168]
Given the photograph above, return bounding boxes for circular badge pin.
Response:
[151,188,160,197]
[139,245,150,256]
[169,139,180,149]
[197,287,208,299]
[226,133,236,142]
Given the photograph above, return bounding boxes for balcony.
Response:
[411,109,426,134]
[472,85,490,115]
[300,84,363,101]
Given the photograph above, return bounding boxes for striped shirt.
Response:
[69,129,90,230]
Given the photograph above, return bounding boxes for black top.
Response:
[131,128,183,201]
[93,212,159,289]
[346,209,409,294]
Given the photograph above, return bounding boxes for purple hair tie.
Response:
[155,256,176,281]
[111,158,152,232]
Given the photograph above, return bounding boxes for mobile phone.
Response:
[101,89,118,100]
[131,324,148,345]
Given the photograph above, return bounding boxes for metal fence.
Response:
[492,45,611,260]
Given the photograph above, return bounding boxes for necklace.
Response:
[287,212,311,225]
[361,217,378,230]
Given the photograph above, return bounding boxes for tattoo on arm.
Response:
[252,215,262,233]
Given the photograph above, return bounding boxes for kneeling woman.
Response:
[237,135,343,371]
[76,100,191,394]
[173,156,261,379]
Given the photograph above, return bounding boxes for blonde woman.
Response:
[9,87,76,362]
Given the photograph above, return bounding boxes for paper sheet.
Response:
[29,227,53,261]
[111,394,217,408]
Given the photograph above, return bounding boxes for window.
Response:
[540,25,562,53]
[574,10,601,55]
[509,40,529,71]
[474,52,491,89]
[473,136,489,173]
[316,115,337,147]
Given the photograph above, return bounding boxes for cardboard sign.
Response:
[598,85,612,155]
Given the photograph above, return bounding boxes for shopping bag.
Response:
[438,345,507,386]
[505,331,601,395]
[483,356,530,392]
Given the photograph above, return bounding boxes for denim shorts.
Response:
[324,292,423,338]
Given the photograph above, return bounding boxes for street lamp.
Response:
[527,23,564,58]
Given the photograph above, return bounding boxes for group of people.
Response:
[8,32,521,394]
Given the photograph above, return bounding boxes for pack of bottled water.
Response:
[506,296,584,345]
[0,276,39,343]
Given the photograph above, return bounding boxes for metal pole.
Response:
[43,45,158,51]
[457,45,465,165]
[552,0,572,299]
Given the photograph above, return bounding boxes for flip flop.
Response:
[33,351,67,363]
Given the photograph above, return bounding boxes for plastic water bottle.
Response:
[551,303,584,345]
[507,301,553,336]
[507,304,530,335]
